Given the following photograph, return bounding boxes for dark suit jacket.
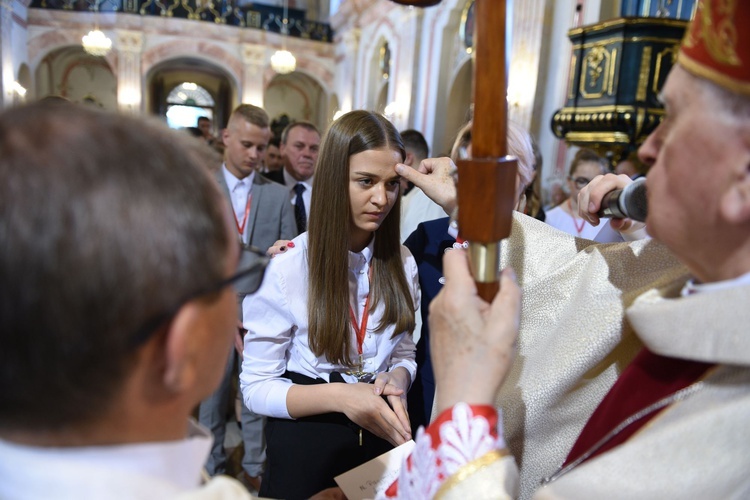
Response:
[262,169,285,185]
[215,169,296,254]
[403,217,454,433]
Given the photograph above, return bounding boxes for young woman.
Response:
[545,148,621,241]
[240,110,418,500]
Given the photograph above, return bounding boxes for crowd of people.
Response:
[1,1,749,498]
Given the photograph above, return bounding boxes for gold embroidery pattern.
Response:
[684,0,741,66]
[435,449,511,499]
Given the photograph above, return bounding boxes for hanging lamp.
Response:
[271,0,296,74]
[81,0,112,57]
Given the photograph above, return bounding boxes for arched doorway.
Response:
[34,46,116,109]
[146,57,235,131]
[164,82,216,130]
[443,58,473,155]
[265,71,327,132]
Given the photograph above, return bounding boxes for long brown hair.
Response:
[307,110,415,365]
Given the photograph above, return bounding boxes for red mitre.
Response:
[678,0,750,96]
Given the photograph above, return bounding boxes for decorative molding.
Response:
[241,42,265,66]
[117,29,143,52]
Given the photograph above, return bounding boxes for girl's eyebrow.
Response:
[352,171,401,182]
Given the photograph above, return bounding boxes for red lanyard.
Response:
[567,198,585,234]
[348,266,373,355]
[234,193,252,237]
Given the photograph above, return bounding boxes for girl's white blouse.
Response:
[240,233,420,419]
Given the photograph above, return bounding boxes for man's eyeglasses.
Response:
[569,176,593,189]
[129,246,270,348]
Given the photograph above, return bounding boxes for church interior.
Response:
[2,0,695,202]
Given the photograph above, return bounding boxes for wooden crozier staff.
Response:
[391,0,517,300]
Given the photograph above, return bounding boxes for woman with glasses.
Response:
[545,148,621,241]
[239,110,418,500]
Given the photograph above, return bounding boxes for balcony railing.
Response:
[31,0,334,42]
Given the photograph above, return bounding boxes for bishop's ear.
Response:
[720,162,750,224]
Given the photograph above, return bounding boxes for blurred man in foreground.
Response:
[0,103,342,500]
[0,103,256,498]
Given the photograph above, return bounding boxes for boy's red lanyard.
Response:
[234,194,252,237]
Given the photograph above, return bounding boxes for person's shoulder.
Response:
[411,216,452,244]
[214,167,229,188]
[270,233,308,268]
[404,216,452,256]
[545,204,564,215]
[418,217,451,233]
[544,205,566,224]
[256,174,290,195]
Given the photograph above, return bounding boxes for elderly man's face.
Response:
[639,65,750,280]
[281,126,320,182]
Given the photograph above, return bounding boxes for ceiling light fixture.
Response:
[82,29,112,56]
[271,0,296,74]
[81,0,112,57]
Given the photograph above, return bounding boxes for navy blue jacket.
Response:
[403,217,455,433]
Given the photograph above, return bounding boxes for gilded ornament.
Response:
[683,0,741,66]
[586,46,607,86]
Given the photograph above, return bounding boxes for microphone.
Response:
[597,177,648,222]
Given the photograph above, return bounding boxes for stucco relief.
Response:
[241,42,264,67]
[117,29,143,52]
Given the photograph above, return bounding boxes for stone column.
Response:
[241,43,265,105]
[116,30,143,113]
[335,27,360,114]
[508,0,546,131]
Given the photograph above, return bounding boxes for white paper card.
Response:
[334,439,415,500]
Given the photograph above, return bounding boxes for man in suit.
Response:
[200,104,296,492]
[399,129,444,241]
[263,121,321,235]
[263,136,284,173]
